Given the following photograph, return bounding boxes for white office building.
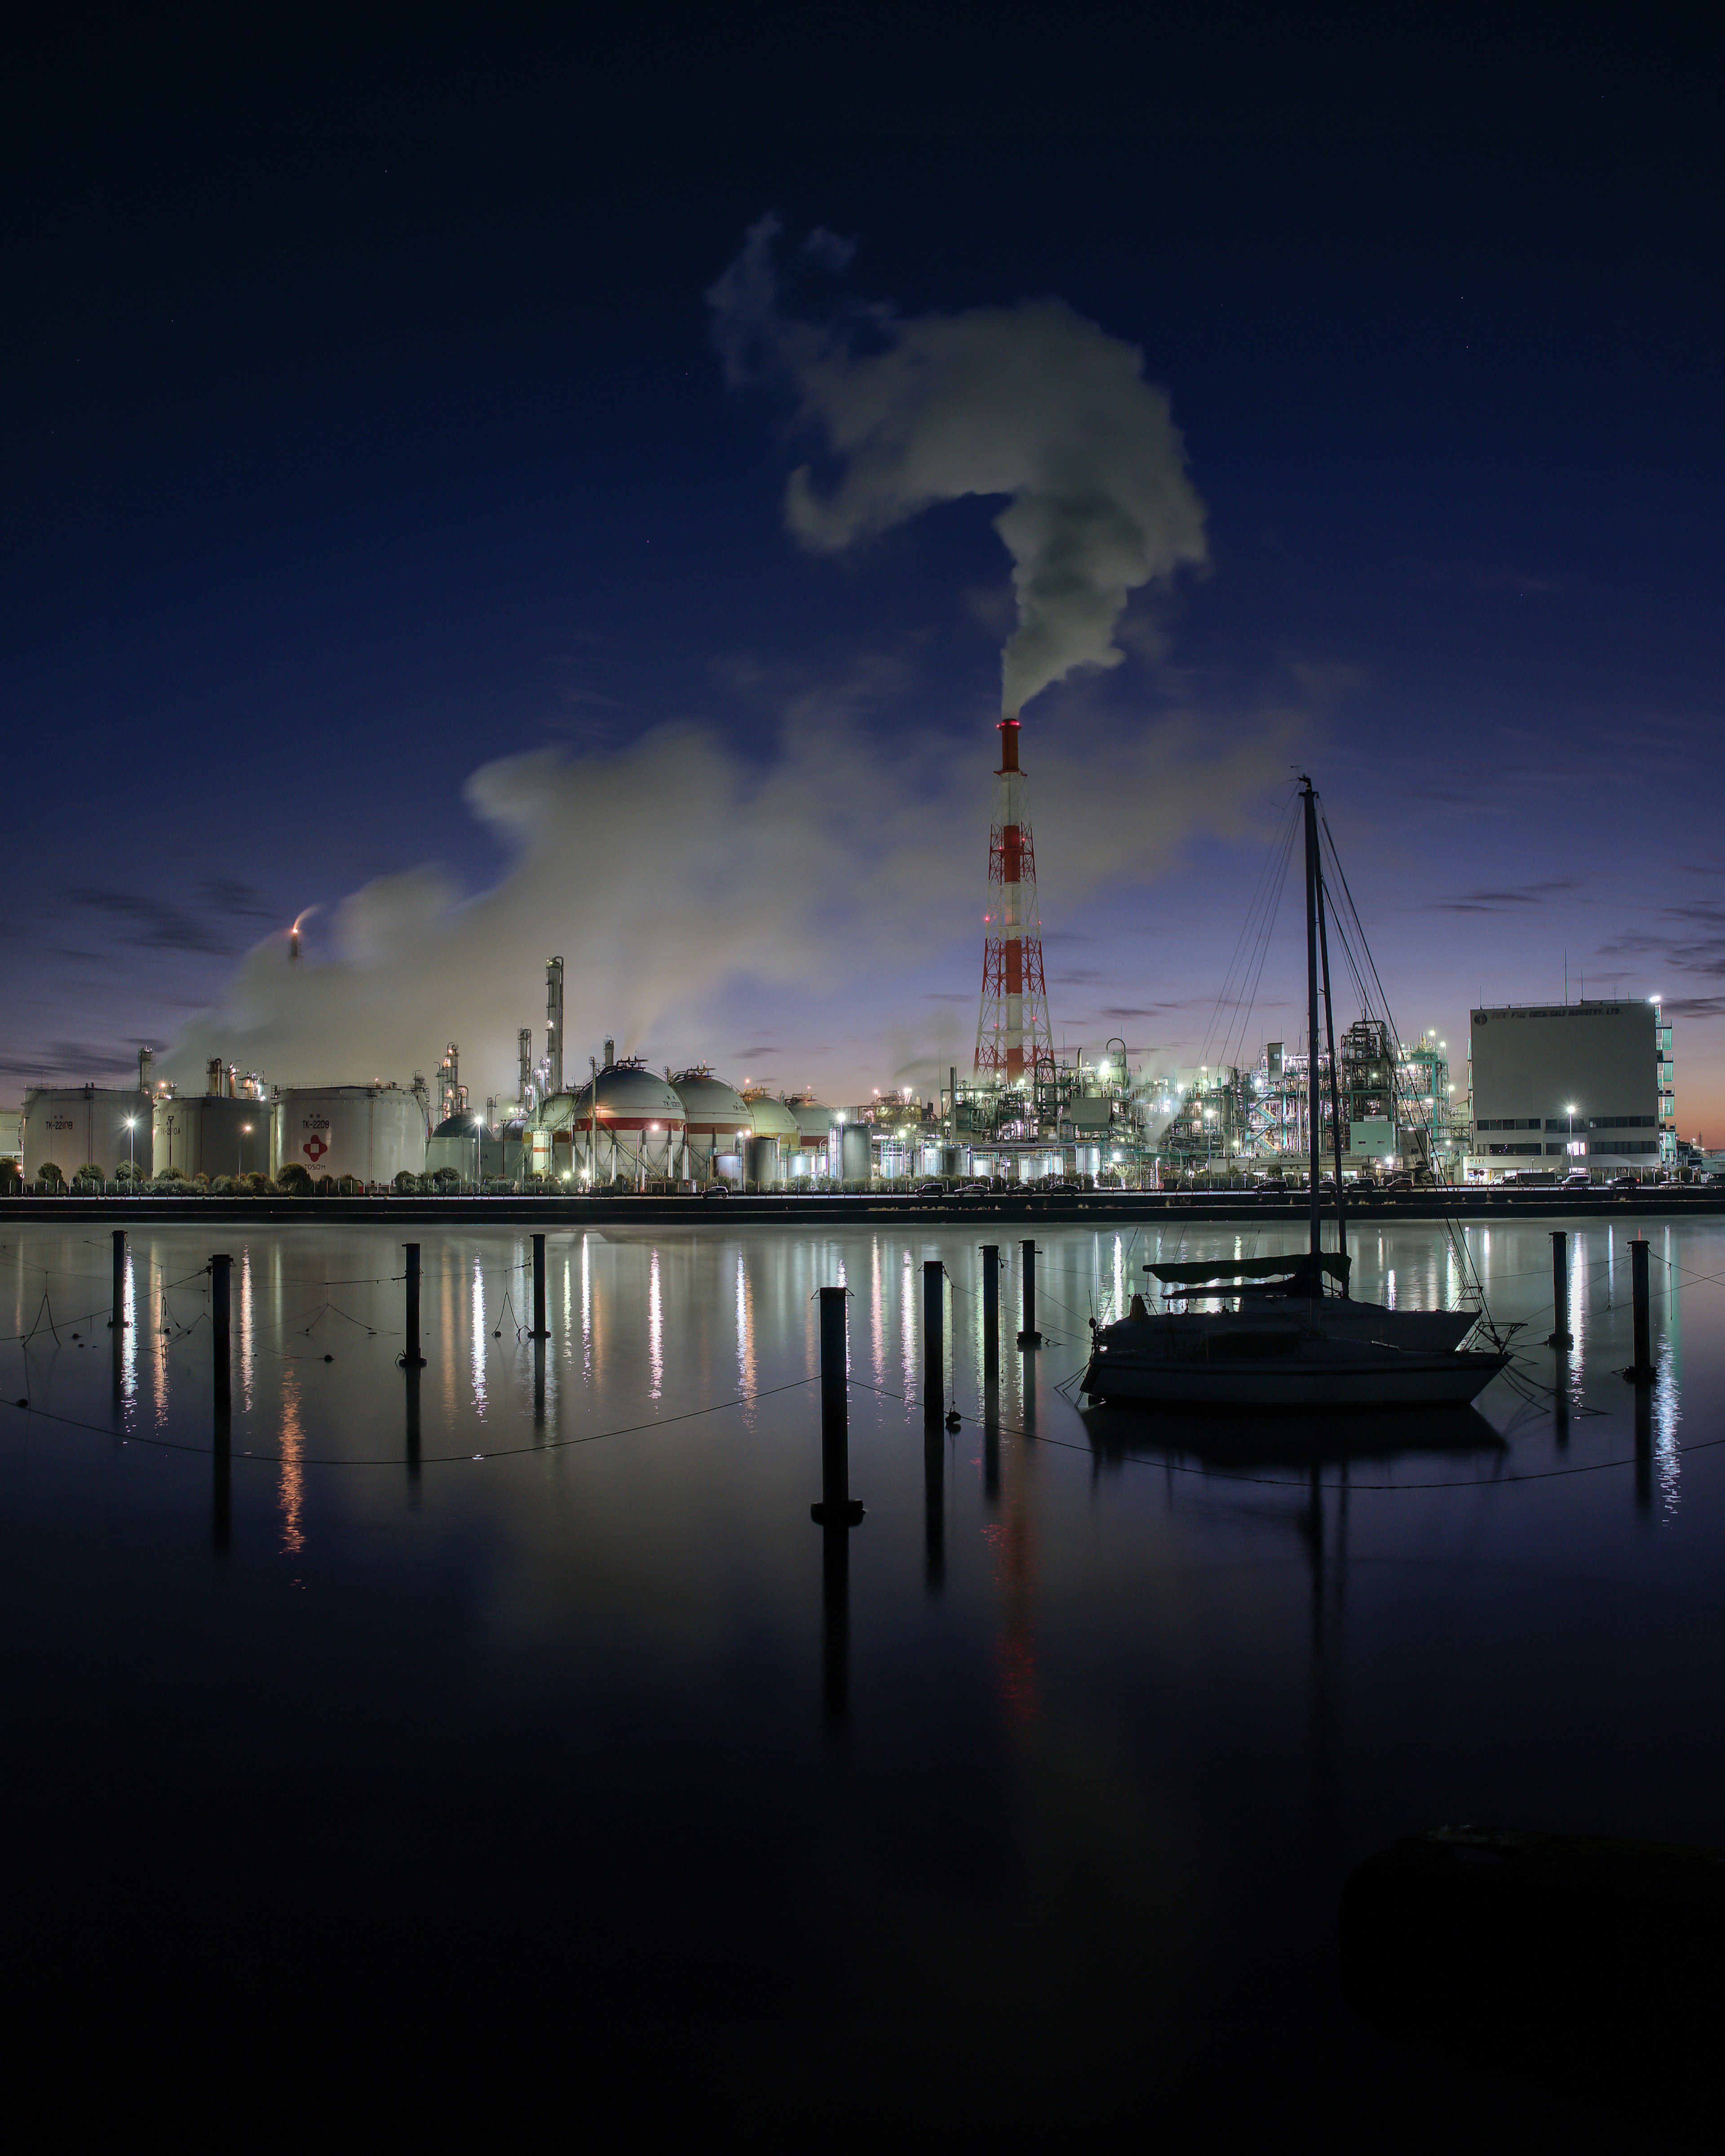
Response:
[1464,999,1665,1180]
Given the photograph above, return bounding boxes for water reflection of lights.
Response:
[470,1255,487,1415]
[120,1256,137,1423]
[279,1366,305,1558]
[871,1240,884,1389]
[735,1248,754,1399]
[580,1235,592,1380]
[239,1246,255,1414]
[648,1246,663,1401]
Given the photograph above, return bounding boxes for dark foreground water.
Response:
[3,1217,1721,2146]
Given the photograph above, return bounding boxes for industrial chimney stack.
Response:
[546,956,565,1097]
[518,1027,535,1112]
[974,715,1054,1092]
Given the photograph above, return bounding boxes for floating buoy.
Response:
[14,1397,28,1408]
[945,1406,962,1432]
[323,1353,334,1363]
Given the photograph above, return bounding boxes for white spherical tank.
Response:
[23,1087,152,1181]
[669,1069,752,1183]
[540,1059,686,1184]
[272,1085,427,1185]
[153,1095,269,1181]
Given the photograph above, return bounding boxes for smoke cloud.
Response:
[708,216,1208,716]
[161,686,1292,1101]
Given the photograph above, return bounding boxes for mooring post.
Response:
[401,1242,426,1368]
[1624,1237,1655,1381]
[812,1285,862,1525]
[1017,1237,1042,1348]
[1545,1230,1572,1348]
[110,1227,126,1329]
[211,1253,232,1554]
[211,1253,232,1425]
[923,1259,944,1425]
[529,1232,548,1339]
[981,1243,1000,1373]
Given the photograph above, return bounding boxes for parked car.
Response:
[1560,1172,1592,1190]
[1384,1173,1413,1192]
[916,1180,947,1196]
[700,1182,730,1199]
[1608,1175,1639,1191]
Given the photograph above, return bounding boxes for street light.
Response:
[473,1113,485,1190]
[239,1121,252,1179]
[124,1117,137,1177]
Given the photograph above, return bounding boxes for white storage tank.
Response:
[536,1054,686,1183]
[783,1094,836,1178]
[22,1086,153,1181]
[272,1085,427,1185]
[739,1089,799,1188]
[670,1068,752,1183]
[154,1094,268,1180]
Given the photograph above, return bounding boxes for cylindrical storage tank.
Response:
[783,1096,836,1179]
[840,1124,871,1185]
[740,1092,798,1188]
[669,1069,752,1183]
[271,1085,427,1186]
[550,1062,686,1185]
[424,1115,508,1181]
[153,1094,268,1180]
[23,1087,153,1181]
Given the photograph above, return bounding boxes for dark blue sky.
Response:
[6,16,1722,1124]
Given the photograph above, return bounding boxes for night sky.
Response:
[6,18,1722,1128]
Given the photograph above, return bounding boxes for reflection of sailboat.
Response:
[1080,777,1505,1415]
[1081,1398,1506,1473]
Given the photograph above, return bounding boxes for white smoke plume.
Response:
[161,687,1293,1102]
[708,216,1209,716]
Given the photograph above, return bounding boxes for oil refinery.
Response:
[3,713,1685,1190]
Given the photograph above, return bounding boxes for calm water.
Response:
[3,1215,1721,2143]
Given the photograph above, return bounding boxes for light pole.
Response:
[125,1117,137,1178]
[239,1121,251,1179]
[473,1113,485,1191]
[1567,1102,1576,1171]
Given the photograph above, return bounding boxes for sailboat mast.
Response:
[1316,843,1348,1269]
[1302,776,1322,1272]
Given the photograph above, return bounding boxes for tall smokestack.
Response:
[206,1058,223,1096]
[603,1036,615,1071]
[518,1027,534,1111]
[439,1042,460,1125]
[139,1045,154,1093]
[546,956,565,1096]
[975,715,1054,1093]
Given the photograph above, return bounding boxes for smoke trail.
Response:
[708,216,1208,716]
[159,689,1292,1100]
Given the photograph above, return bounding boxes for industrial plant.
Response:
[0,717,1694,1191]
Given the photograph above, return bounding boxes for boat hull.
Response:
[1081,1347,1508,1411]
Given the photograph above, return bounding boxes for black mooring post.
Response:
[1017,1238,1042,1348]
[981,1243,1000,1373]
[211,1253,232,1556]
[812,1285,862,1525]
[1545,1230,1573,1348]
[923,1259,944,1426]
[401,1242,426,1368]
[530,1232,548,1339]
[110,1228,126,1329]
[1624,1236,1655,1381]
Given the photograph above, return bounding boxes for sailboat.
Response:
[1079,778,1508,1412]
